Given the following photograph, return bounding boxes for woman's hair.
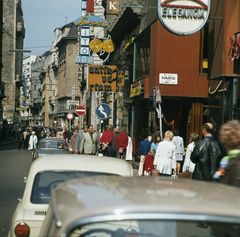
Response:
[148,149,156,156]
[164,131,174,141]
[189,132,199,145]
[154,135,161,143]
[107,124,113,131]
[219,120,240,151]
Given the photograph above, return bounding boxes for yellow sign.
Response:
[88,65,124,92]
[90,39,103,53]
[16,107,27,111]
[74,16,108,27]
[130,81,144,98]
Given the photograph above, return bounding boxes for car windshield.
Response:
[39,141,66,149]
[68,220,240,237]
[31,171,116,204]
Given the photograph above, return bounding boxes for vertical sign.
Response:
[107,0,119,14]
[72,84,75,100]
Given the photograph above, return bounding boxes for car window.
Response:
[31,171,117,204]
[68,220,240,237]
[39,141,67,150]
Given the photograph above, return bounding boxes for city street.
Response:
[0,142,32,237]
[0,141,138,237]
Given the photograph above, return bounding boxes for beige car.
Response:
[40,176,240,237]
[8,155,133,237]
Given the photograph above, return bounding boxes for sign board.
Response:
[76,105,86,116]
[72,84,75,100]
[88,65,124,92]
[107,0,119,14]
[96,104,111,119]
[159,73,178,85]
[67,113,74,120]
[158,0,211,35]
[67,100,79,106]
[155,87,162,103]
[16,107,27,111]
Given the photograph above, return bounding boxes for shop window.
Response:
[199,24,208,74]
[135,46,150,80]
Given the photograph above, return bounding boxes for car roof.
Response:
[39,138,66,143]
[51,176,240,230]
[29,154,133,176]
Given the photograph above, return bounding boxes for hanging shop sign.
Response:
[74,15,109,28]
[88,65,124,92]
[129,81,144,98]
[159,73,178,85]
[107,0,119,14]
[158,0,211,35]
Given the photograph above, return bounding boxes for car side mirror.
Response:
[24,176,28,183]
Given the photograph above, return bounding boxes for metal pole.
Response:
[131,103,134,159]
[232,78,238,120]
[159,103,162,140]
[112,92,114,125]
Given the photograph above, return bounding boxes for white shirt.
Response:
[154,140,177,175]
[182,142,196,172]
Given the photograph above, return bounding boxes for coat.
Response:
[70,135,77,152]
[80,132,97,154]
[191,137,225,181]
[182,142,196,172]
[154,140,177,175]
[125,136,132,160]
[75,131,84,151]
[217,154,240,188]
[29,135,38,150]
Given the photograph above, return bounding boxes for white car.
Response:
[40,176,240,237]
[8,155,133,237]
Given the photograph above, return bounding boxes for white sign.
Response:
[158,0,211,35]
[72,84,75,100]
[159,73,178,85]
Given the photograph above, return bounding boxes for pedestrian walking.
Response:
[150,127,160,145]
[191,122,226,182]
[172,129,184,174]
[126,134,133,161]
[100,124,114,157]
[150,135,161,158]
[75,125,88,154]
[80,125,97,155]
[29,131,38,155]
[138,133,150,176]
[70,131,77,154]
[213,120,240,187]
[115,127,128,159]
[154,131,177,177]
[182,132,199,173]
[111,128,118,158]
[17,128,24,150]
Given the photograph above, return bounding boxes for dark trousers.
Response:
[18,141,23,150]
[103,145,112,157]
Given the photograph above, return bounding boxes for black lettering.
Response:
[100,66,104,74]
[104,66,108,74]
[102,76,106,83]
[107,68,112,74]
[172,8,177,18]
[94,67,99,74]
[162,7,167,17]
[104,85,112,91]
[89,84,94,91]
[116,86,119,92]
[89,67,94,74]
[95,84,99,91]
[107,75,113,83]
[99,84,103,91]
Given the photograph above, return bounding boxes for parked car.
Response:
[39,176,240,237]
[8,155,133,237]
[32,138,69,161]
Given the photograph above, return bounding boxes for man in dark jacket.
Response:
[190,123,226,181]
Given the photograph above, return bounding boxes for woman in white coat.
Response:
[182,132,199,173]
[154,131,176,176]
[29,131,38,155]
[125,135,133,161]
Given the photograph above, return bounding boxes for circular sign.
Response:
[90,39,103,53]
[76,105,86,116]
[96,104,111,120]
[67,113,74,120]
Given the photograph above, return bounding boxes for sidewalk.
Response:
[0,140,16,146]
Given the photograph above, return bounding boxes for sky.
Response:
[22,0,82,56]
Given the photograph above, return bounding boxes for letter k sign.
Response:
[110,2,116,9]
[108,0,119,14]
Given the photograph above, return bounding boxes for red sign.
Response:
[76,105,86,116]
[67,113,74,120]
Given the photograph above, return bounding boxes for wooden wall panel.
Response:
[149,21,208,97]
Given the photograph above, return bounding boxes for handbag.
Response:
[178,171,192,179]
[151,169,160,177]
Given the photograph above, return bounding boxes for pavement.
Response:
[0,140,17,146]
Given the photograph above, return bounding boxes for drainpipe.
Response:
[232,78,238,120]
